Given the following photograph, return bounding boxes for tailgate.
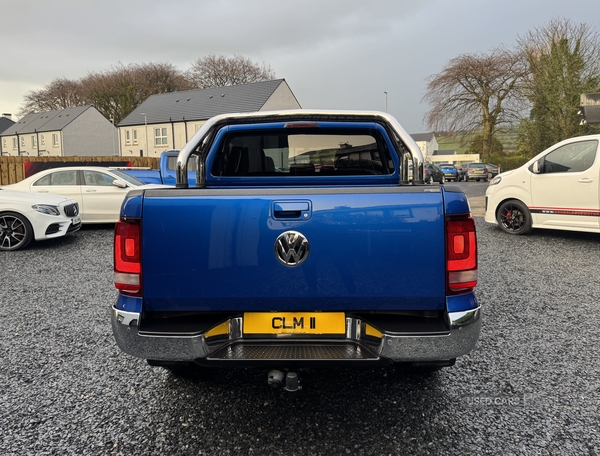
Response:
[141,187,446,312]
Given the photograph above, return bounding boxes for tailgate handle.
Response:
[272,201,311,220]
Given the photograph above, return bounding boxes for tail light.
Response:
[446,215,477,294]
[114,219,142,296]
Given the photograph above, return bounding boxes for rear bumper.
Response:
[111,306,481,366]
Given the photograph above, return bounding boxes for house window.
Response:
[52,134,59,147]
[132,130,138,145]
[195,124,202,132]
[13,138,18,149]
[41,135,45,146]
[21,137,25,147]
[154,127,168,146]
[32,136,37,148]
[2,138,6,149]
[125,130,131,145]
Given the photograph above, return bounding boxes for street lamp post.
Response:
[141,113,148,156]
[384,92,388,113]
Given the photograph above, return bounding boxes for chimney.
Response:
[1,113,12,120]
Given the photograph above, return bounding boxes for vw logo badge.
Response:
[274,231,310,267]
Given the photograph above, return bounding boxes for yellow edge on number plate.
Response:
[365,324,383,338]
[244,312,346,335]
[205,321,229,338]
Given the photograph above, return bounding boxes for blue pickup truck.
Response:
[111,110,480,390]
[119,150,196,186]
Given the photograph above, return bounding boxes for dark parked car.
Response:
[439,164,459,182]
[424,163,445,184]
[485,163,501,177]
[463,163,491,182]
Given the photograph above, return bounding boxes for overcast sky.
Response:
[2,0,599,133]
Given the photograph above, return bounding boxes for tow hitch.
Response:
[268,369,301,392]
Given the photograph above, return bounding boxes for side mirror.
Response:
[532,161,541,174]
[112,179,128,189]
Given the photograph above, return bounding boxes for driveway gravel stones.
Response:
[1,220,599,455]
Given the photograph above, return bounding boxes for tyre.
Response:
[426,175,433,184]
[439,176,445,184]
[496,200,532,235]
[0,212,34,251]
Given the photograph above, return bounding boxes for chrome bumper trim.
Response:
[111,307,481,363]
[377,308,481,361]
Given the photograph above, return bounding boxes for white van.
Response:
[485,135,600,234]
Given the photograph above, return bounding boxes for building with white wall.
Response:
[117,79,301,157]
[0,106,117,157]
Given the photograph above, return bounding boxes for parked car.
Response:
[438,164,459,182]
[423,163,445,184]
[117,150,197,185]
[463,163,491,182]
[485,134,600,235]
[0,189,81,251]
[456,164,466,181]
[485,163,501,177]
[1,167,170,223]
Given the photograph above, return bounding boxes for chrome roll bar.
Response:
[175,110,424,188]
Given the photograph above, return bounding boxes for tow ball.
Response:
[268,369,301,392]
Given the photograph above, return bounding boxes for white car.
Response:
[0,189,81,251]
[485,134,600,234]
[1,167,170,223]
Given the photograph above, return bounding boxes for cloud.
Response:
[2,0,600,132]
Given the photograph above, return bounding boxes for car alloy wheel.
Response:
[0,212,33,251]
[497,200,532,235]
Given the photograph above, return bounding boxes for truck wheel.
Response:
[0,212,33,251]
[497,200,532,235]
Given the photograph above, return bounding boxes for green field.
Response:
[436,129,518,155]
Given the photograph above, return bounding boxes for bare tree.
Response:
[130,62,194,102]
[187,54,275,89]
[19,78,86,116]
[423,46,527,157]
[18,62,192,124]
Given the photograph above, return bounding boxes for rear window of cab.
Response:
[209,125,396,177]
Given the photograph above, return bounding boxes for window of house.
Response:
[21,137,25,147]
[154,127,168,146]
[125,130,131,145]
[2,138,6,149]
[132,130,138,145]
[40,135,45,146]
[32,136,37,148]
[52,134,59,147]
[13,138,18,149]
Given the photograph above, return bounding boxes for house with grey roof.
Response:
[581,93,600,124]
[0,113,15,135]
[410,132,438,161]
[117,79,301,157]
[0,106,117,157]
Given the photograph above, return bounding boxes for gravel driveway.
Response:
[1,219,599,455]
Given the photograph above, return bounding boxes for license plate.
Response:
[243,312,346,335]
[474,170,482,174]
